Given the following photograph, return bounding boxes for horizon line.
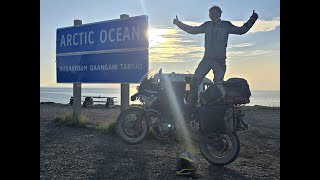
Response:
[40,86,280,91]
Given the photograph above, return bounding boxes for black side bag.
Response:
[199,104,234,134]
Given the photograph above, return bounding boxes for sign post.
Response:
[73,19,82,123]
[120,14,130,111]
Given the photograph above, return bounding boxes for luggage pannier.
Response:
[199,104,234,134]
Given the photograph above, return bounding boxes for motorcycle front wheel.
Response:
[116,107,150,145]
[199,132,240,166]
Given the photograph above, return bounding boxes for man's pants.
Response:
[187,58,226,105]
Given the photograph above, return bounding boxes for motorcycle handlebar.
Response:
[130,93,139,101]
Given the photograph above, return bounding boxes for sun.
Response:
[148,28,168,47]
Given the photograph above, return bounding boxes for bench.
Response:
[69,96,117,108]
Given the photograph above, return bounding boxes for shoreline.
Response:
[40,101,280,109]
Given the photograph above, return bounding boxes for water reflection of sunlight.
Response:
[161,74,194,149]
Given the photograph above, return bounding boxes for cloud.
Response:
[148,25,204,62]
[180,21,202,26]
[227,50,274,58]
[229,43,254,48]
[148,27,184,48]
[148,22,278,63]
[179,17,280,34]
[231,17,280,33]
[149,45,203,63]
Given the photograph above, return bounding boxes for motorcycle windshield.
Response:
[137,69,161,91]
[139,69,159,83]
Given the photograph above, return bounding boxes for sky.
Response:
[40,0,280,90]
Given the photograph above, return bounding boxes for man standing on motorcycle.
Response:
[173,5,258,109]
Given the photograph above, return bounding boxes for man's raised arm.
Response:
[173,15,206,35]
[227,10,259,35]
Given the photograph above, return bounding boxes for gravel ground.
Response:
[40,103,280,179]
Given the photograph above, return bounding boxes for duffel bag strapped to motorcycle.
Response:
[199,104,234,134]
[223,78,251,104]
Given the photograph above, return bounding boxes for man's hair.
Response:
[209,5,222,13]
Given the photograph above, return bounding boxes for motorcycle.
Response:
[116,68,250,166]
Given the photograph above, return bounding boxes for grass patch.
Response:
[54,112,89,127]
[96,122,116,134]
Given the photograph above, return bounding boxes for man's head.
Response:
[209,5,222,22]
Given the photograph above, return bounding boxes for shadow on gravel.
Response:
[89,134,149,179]
[208,165,251,180]
[92,134,196,179]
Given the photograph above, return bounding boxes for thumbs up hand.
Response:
[173,15,180,25]
[251,10,258,20]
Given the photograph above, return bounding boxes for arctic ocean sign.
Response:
[56,15,148,83]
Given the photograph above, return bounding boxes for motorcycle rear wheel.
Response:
[199,132,240,166]
[116,107,150,145]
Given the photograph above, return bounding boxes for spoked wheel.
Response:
[199,132,240,166]
[116,108,149,144]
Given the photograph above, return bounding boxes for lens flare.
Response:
[139,0,148,15]
[161,74,194,149]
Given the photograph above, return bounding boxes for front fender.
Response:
[117,107,151,124]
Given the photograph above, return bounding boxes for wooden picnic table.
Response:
[69,96,117,108]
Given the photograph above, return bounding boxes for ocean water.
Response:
[40,87,280,107]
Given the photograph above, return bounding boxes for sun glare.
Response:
[148,28,169,47]
[162,74,194,149]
